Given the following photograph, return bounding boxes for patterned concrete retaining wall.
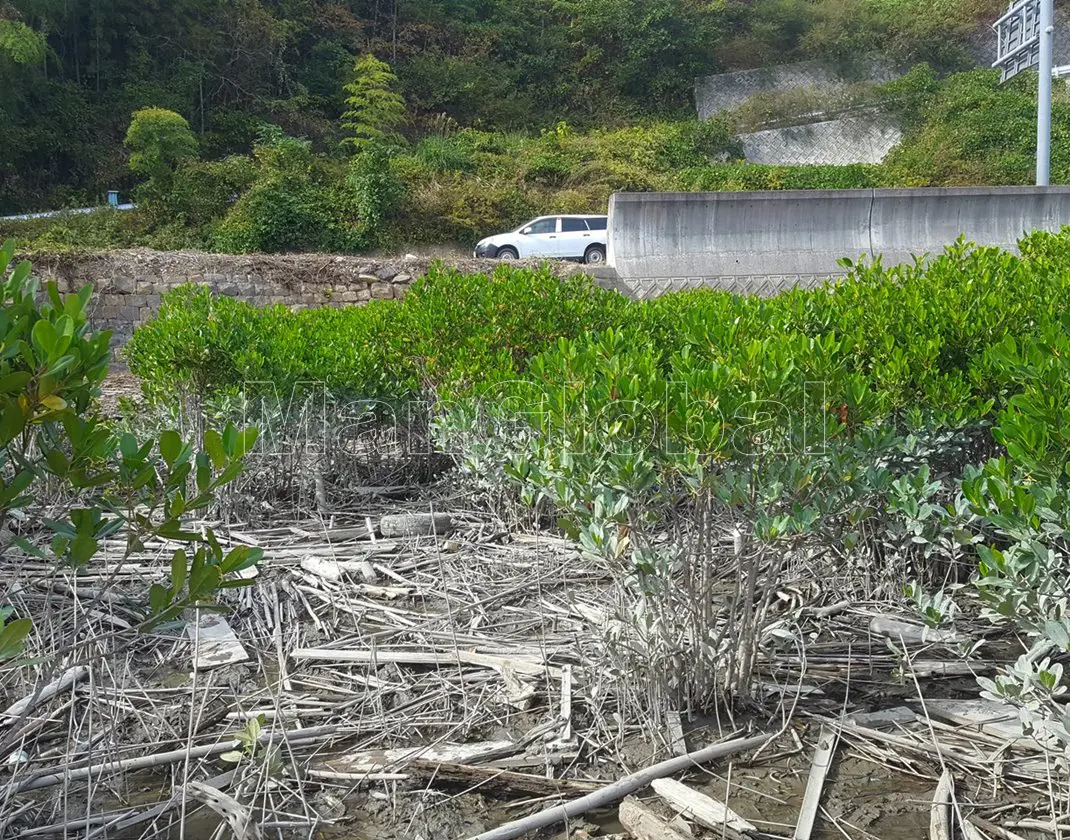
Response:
[737,113,902,165]
[32,249,579,349]
[694,57,900,120]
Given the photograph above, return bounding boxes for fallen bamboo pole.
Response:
[7,725,337,794]
[291,647,559,677]
[462,732,773,840]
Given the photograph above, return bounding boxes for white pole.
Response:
[1037,0,1055,186]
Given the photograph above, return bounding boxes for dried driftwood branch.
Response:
[2,665,89,723]
[651,778,755,839]
[930,769,953,840]
[618,797,692,840]
[463,732,773,840]
[793,725,836,840]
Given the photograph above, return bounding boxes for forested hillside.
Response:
[0,0,1035,253]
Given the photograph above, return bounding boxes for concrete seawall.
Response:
[606,187,1070,297]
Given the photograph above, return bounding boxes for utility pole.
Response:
[994,0,1057,186]
[1037,0,1054,185]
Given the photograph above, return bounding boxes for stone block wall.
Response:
[30,249,580,350]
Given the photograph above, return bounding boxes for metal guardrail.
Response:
[0,203,136,223]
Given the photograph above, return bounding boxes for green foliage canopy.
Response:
[0,18,45,64]
[125,108,199,181]
[341,54,407,152]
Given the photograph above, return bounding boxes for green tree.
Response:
[125,108,199,181]
[0,18,45,64]
[341,54,407,152]
[124,107,199,222]
[348,144,407,248]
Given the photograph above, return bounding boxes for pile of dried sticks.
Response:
[0,499,1062,840]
